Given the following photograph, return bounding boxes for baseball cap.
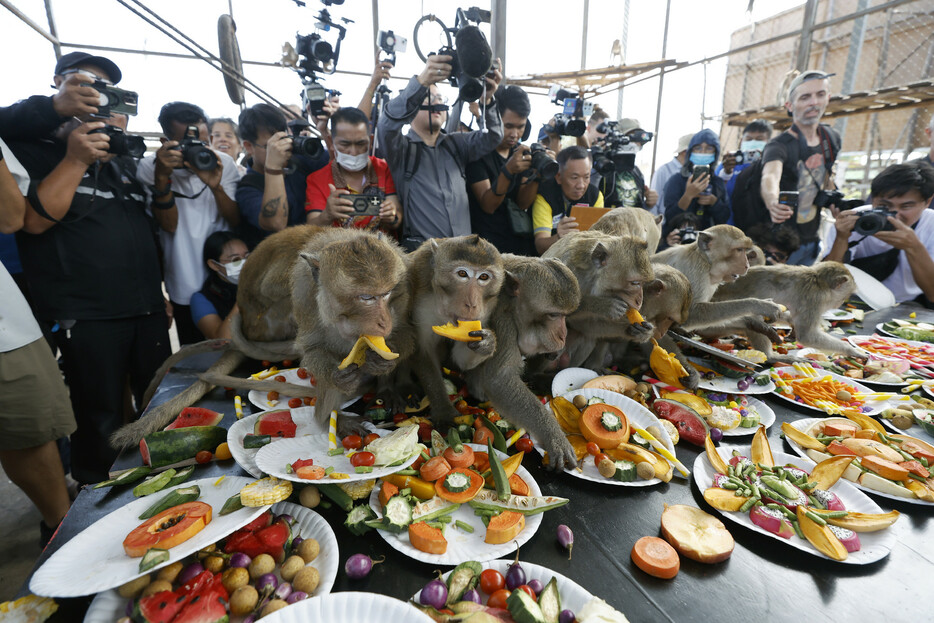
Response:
[787,70,833,100]
[676,133,693,154]
[617,118,643,134]
[55,51,122,84]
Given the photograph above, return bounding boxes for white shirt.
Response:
[650,157,682,217]
[825,208,934,303]
[0,138,42,352]
[137,150,239,305]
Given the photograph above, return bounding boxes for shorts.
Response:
[0,337,76,450]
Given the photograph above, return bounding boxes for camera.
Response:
[590,120,639,175]
[852,206,896,236]
[727,149,761,165]
[90,125,146,158]
[62,69,138,118]
[302,82,340,118]
[601,123,653,146]
[351,188,385,217]
[378,29,407,65]
[518,143,558,180]
[680,226,698,245]
[814,189,844,209]
[288,122,324,159]
[548,86,592,137]
[175,125,216,171]
[414,7,492,102]
[778,190,799,209]
[291,8,349,80]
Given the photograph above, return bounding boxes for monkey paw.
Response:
[626,320,655,343]
[755,300,785,321]
[608,298,630,321]
[543,434,578,472]
[679,365,700,390]
[429,400,461,427]
[361,348,400,377]
[742,316,782,344]
[466,329,496,356]
[332,364,365,395]
[336,413,370,438]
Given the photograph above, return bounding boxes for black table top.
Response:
[22,304,934,622]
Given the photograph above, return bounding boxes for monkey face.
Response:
[436,265,501,324]
[334,290,395,339]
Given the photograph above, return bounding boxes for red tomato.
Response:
[274,375,286,383]
[393,413,407,425]
[473,427,495,445]
[418,421,433,442]
[515,438,534,453]
[586,442,601,456]
[267,391,279,401]
[349,452,375,467]
[479,569,505,594]
[288,398,303,408]
[195,450,212,464]
[342,435,363,450]
[516,585,536,599]
[261,360,272,368]
[303,397,316,406]
[594,453,609,467]
[363,433,380,446]
[487,589,510,609]
[296,367,310,380]
[282,359,293,367]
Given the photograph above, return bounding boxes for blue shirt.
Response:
[189,291,217,325]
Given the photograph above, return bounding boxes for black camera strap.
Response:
[170,181,210,201]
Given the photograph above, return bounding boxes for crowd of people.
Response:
[2,50,934,548]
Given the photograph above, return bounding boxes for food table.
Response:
[20,304,934,622]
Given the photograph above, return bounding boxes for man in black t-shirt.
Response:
[466,86,540,255]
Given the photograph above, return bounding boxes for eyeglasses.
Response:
[221,252,250,264]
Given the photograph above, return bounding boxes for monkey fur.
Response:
[590,206,663,253]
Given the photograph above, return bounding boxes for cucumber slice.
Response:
[601,411,623,432]
[243,434,272,449]
[538,577,562,623]
[133,469,176,497]
[442,470,471,493]
[345,504,377,536]
[446,561,482,605]
[165,465,195,488]
[613,460,637,482]
[93,466,153,489]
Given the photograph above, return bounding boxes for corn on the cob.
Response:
[240,476,292,506]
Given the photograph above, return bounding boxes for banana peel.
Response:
[750,425,774,467]
[431,320,483,342]
[797,506,848,561]
[650,339,688,389]
[781,422,827,451]
[704,487,749,512]
[809,455,855,491]
[844,411,886,434]
[809,508,900,532]
[704,434,729,475]
[566,434,590,463]
[551,397,582,434]
[338,335,399,370]
[906,479,934,502]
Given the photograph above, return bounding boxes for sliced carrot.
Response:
[824,422,858,438]
[631,536,680,579]
[898,440,934,464]
[860,455,910,481]
[296,465,326,480]
[484,511,525,544]
[419,456,452,482]
[826,440,857,456]
[473,427,495,445]
[579,404,630,449]
[509,473,530,496]
[378,481,399,508]
[408,521,447,554]
[436,468,484,503]
[899,460,930,479]
[443,444,475,469]
[471,451,490,474]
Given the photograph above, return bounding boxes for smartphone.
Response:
[691,164,710,181]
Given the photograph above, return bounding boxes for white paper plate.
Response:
[261,592,434,623]
[537,388,676,487]
[83,501,340,622]
[31,477,268,598]
[718,396,776,437]
[228,406,326,478]
[256,433,418,484]
[770,367,893,416]
[877,412,934,443]
[247,367,358,411]
[551,367,599,398]
[847,334,934,365]
[695,370,775,394]
[369,444,543,565]
[783,418,934,506]
[845,265,896,310]
[875,323,898,338]
[823,309,855,321]
[694,447,895,564]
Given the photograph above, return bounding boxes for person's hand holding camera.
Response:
[418,55,453,87]
[264,131,292,172]
[831,206,858,238]
[154,140,183,180]
[66,121,110,166]
[482,58,503,105]
[874,216,921,252]
[370,56,393,85]
[556,215,579,238]
[53,73,101,118]
[721,152,737,175]
[683,173,708,201]
[505,146,532,177]
[379,194,401,227]
[644,185,658,208]
[665,228,682,247]
[314,96,341,138]
[324,183,355,222]
[696,191,716,206]
[190,152,224,190]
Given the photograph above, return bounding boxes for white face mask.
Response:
[221,258,243,284]
[335,149,369,172]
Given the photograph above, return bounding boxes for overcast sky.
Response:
[2,0,803,175]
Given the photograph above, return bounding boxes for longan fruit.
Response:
[292,566,320,595]
[297,538,320,563]
[280,555,306,582]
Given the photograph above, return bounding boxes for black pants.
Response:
[171,302,204,345]
[53,313,171,484]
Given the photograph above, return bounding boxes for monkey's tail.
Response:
[230,313,300,362]
[110,349,246,449]
[197,371,317,398]
[140,339,231,410]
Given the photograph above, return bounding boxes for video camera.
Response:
[726,149,761,166]
[548,87,592,137]
[173,125,216,171]
[590,120,641,175]
[90,125,146,158]
[292,8,349,80]
[414,7,493,103]
[61,69,138,118]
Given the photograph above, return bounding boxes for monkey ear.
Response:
[503,271,520,298]
[654,214,664,225]
[299,251,321,283]
[697,231,713,252]
[590,242,609,269]
[466,234,481,245]
[644,279,665,297]
[830,275,851,290]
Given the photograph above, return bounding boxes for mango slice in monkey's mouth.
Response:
[431,320,483,342]
[626,308,644,324]
[338,335,400,370]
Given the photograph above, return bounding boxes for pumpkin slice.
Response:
[436,468,484,503]
[408,521,447,554]
[484,510,526,544]
[579,404,630,449]
[431,320,483,342]
[338,335,399,370]
[123,501,212,557]
[859,455,910,481]
[509,473,530,496]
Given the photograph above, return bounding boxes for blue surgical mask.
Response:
[689,152,715,166]
[740,140,766,152]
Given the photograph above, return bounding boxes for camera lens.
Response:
[293,136,323,158]
[565,119,586,137]
[183,144,217,171]
[854,213,885,236]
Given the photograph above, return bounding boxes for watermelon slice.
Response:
[133,590,185,623]
[165,407,223,430]
[254,410,297,438]
[652,399,710,447]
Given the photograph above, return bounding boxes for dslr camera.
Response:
[174,125,216,171]
[351,188,385,217]
[302,82,341,118]
[590,121,636,175]
[814,189,845,209]
[547,86,592,137]
[844,204,897,236]
[513,143,558,181]
[679,226,698,245]
[288,121,324,159]
[90,126,146,158]
[726,149,761,165]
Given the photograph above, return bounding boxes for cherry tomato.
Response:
[303,396,316,406]
[296,367,310,380]
[479,569,505,594]
[342,434,363,450]
[274,375,286,383]
[594,453,609,467]
[516,585,536,599]
[363,433,380,446]
[267,390,279,401]
[261,360,272,368]
[195,450,212,464]
[515,438,534,453]
[418,421,433,442]
[288,397,302,408]
[282,359,293,367]
[487,589,510,610]
[586,442,601,456]
[393,413,407,425]
[350,451,375,467]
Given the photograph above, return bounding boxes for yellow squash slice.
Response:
[431,320,483,342]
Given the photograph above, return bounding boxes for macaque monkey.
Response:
[747,245,767,267]
[708,262,861,360]
[465,254,582,471]
[543,231,656,368]
[590,207,663,253]
[653,225,783,332]
[403,235,504,424]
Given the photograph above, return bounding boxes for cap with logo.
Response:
[54,51,122,84]
[786,70,833,100]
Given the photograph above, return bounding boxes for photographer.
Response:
[650,133,692,216]
[661,129,730,245]
[137,102,240,344]
[532,145,604,255]
[595,118,658,211]
[716,119,772,200]
[305,107,401,231]
[235,103,329,248]
[376,53,503,246]
[824,161,934,305]
[6,54,170,485]
[662,212,704,249]
[467,85,541,255]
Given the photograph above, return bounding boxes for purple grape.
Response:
[505,562,526,590]
[559,609,577,623]
[176,562,204,585]
[737,379,750,392]
[710,427,723,443]
[229,552,251,568]
[527,579,544,595]
[462,588,481,604]
[287,591,309,604]
[419,579,448,609]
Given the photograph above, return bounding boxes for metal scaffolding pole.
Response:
[491,0,507,70]
[834,0,870,139]
[795,0,820,71]
[580,0,589,71]
[649,0,672,179]
[43,0,61,59]
[616,0,630,119]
